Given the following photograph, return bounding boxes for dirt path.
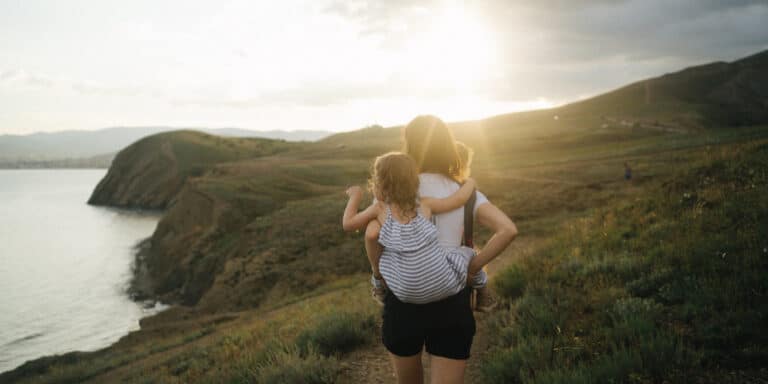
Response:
[338,342,395,384]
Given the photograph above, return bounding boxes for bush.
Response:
[480,335,553,384]
[625,267,675,298]
[514,292,563,339]
[609,297,662,324]
[579,255,645,282]
[532,349,642,384]
[255,346,340,384]
[495,265,527,300]
[636,333,686,380]
[600,298,663,347]
[295,311,375,356]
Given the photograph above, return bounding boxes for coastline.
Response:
[0,173,167,377]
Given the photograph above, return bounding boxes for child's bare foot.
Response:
[371,274,387,306]
[474,285,498,312]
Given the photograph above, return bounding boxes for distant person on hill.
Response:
[345,115,517,384]
[624,162,632,180]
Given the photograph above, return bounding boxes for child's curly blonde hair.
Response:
[455,141,474,181]
[369,152,420,216]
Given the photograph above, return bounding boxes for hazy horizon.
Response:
[2,0,766,135]
[0,125,335,137]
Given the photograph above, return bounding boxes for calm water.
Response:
[0,170,163,373]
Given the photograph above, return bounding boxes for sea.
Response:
[0,169,164,373]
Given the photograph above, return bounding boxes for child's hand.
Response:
[345,186,363,200]
[464,177,477,189]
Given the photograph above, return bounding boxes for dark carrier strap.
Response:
[462,188,477,248]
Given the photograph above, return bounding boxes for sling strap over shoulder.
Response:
[462,188,477,248]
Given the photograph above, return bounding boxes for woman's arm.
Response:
[342,186,381,231]
[469,202,518,276]
[421,178,476,214]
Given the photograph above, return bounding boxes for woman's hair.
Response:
[402,115,461,181]
[455,141,474,181]
[369,152,420,216]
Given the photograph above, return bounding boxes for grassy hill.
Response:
[88,130,300,209]
[2,50,767,383]
[479,137,768,383]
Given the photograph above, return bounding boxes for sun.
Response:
[403,4,497,93]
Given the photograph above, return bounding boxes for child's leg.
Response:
[365,220,386,305]
[365,220,383,278]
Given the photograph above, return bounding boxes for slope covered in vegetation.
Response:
[88,130,298,209]
[3,50,767,383]
[481,138,768,383]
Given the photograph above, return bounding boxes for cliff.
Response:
[127,149,372,309]
[87,130,296,209]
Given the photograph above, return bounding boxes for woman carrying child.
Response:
[343,115,517,384]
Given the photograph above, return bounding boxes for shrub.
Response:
[494,265,527,300]
[579,255,645,282]
[254,346,339,384]
[657,276,700,305]
[532,349,642,384]
[295,311,375,356]
[601,298,663,346]
[514,292,563,339]
[625,267,675,298]
[636,333,686,380]
[609,297,663,324]
[480,335,553,384]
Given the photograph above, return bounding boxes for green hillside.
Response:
[88,130,299,209]
[480,138,768,383]
[3,50,767,383]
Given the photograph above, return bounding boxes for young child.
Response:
[342,152,487,304]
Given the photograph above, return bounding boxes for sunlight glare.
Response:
[403,4,496,93]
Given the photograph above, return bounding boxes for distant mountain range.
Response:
[0,127,332,168]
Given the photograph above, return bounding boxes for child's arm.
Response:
[421,178,477,214]
[342,186,381,231]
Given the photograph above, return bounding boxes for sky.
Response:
[1,0,766,135]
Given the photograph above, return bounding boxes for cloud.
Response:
[322,0,768,101]
[0,69,21,82]
[0,68,165,99]
[171,78,448,109]
[69,81,163,98]
[0,69,56,88]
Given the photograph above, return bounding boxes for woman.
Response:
[368,115,517,384]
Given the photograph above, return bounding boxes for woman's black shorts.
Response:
[382,287,475,360]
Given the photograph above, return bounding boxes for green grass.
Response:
[9,96,768,383]
[295,311,376,357]
[480,139,768,383]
